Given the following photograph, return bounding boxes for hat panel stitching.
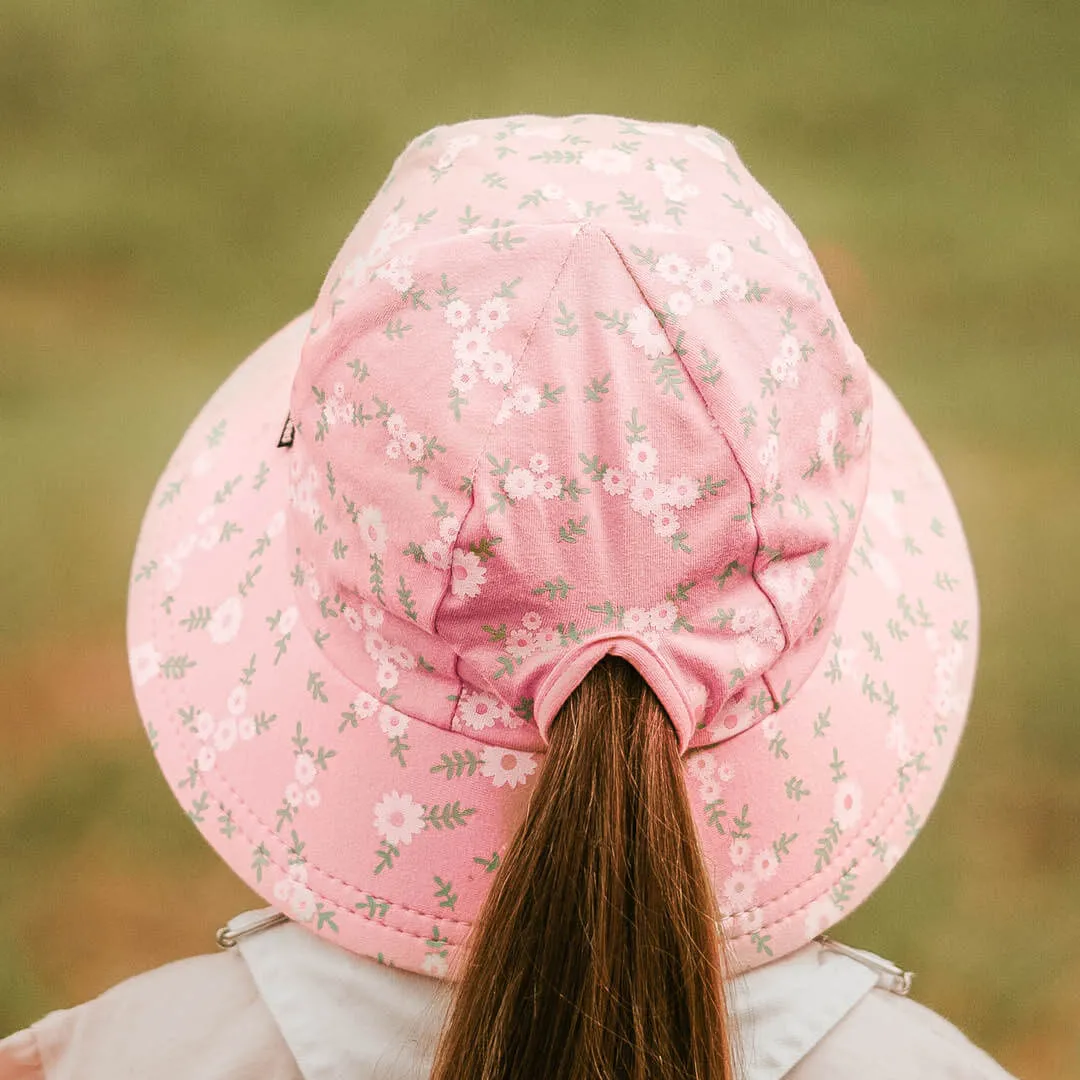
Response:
[596,225,791,701]
[432,227,581,729]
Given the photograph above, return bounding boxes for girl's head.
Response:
[127,114,978,1074]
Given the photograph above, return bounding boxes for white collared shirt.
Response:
[0,908,1017,1079]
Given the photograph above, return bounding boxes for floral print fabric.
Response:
[127,115,978,976]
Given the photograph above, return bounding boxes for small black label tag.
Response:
[277,413,296,449]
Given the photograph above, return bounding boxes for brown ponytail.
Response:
[430,655,734,1080]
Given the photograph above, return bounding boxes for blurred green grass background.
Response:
[2,1,1079,1074]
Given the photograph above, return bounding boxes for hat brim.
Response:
[128,310,978,974]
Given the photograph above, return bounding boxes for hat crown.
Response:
[287,115,872,751]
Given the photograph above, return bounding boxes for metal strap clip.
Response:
[816,935,915,996]
[215,910,290,949]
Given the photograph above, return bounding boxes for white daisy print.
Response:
[687,266,722,304]
[512,384,541,414]
[627,440,659,476]
[459,690,504,731]
[477,297,510,332]
[422,953,449,977]
[752,848,779,882]
[450,548,487,599]
[723,871,757,910]
[477,350,514,385]
[378,705,410,738]
[373,790,425,847]
[214,718,237,752]
[364,631,389,661]
[195,710,216,741]
[386,413,407,439]
[521,610,543,631]
[444,299,471,327]
[130,642,161,687]
[627,306,667,358]
[706,241,734,271]
[207,597,244,644]
[481,749,538,788]
[729,838,750,866]
[535,474,562,499]
[376,660,398,690]
[657,253,690,283]
[503,467,535,499]
[506,628,537,661]
[601,467,629,496]
[357,506,388,555]
[351,691,379,720]
[648,602,678,631]
[529,452,549,474]
[294,752,317,785]
[622,607,651,634]
[833,780,863,831]
[422,538,451,570]
[197,745,216,773]
[451,364,479,393]
[438,514,460,542]
[666,291,693,317]
[453,327,490,364]
[666,475,700,509]
[400,431,425,462]
[629,476,667,515]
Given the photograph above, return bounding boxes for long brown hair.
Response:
[430,654,734,1079]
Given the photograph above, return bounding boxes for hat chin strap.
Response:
[531,634,699,753]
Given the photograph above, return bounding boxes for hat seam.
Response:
[431,225,583,725]
[596,225,792,691]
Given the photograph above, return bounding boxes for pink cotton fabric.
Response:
[126,114,979,977]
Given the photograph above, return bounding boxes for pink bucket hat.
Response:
[127,114,978,977]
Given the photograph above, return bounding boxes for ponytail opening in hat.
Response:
[430,654,735,1080]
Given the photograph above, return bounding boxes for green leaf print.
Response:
[583,373,611,402]
[704,799,727,835]
[831,861,858,910]
[558,516,588,543]
[397,576,418,622]
[595,309,630,334]
[532,576,574,601]
[430,750,481,779]
[252,843,271,883]
[373,840,400,875]
[180,606,212,632]
[473,852,501,873]
[160,654,196,679]
[772,832,798,862]
[554,301,579,337]
[433,876,458,911]
[651,355,685,399]
[624,407,647,444]
[616,190,649,223]
[814,818,843,871]
[423,802,478,831]
[357,895,390,919]
[785,777,811,801]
